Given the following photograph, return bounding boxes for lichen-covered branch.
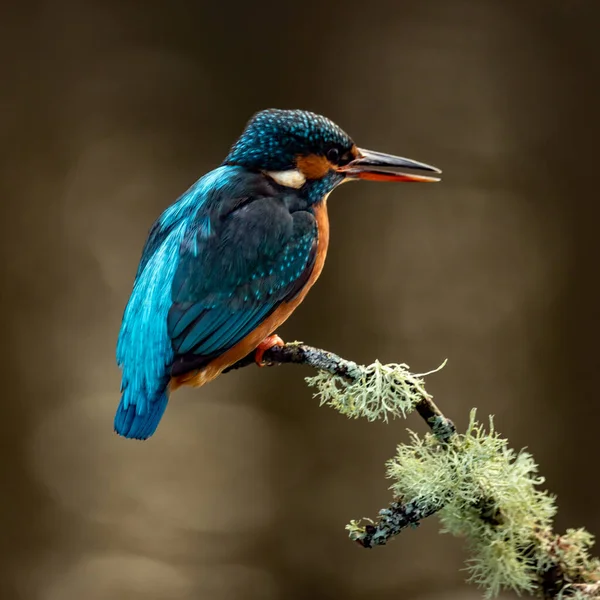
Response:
[225,342,363,380]
[347,499,442,548]
[226,342,455,441]
[225,342,600,599]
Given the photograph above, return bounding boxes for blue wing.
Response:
[115,167,236,439]
[115,166,318,439]
[168,193,318,375]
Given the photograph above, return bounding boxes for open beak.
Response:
[338,148,441,182]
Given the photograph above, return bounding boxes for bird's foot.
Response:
[255,334,285,367]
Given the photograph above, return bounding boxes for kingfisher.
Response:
[115,109,441,440]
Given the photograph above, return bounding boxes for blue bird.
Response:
[115,109,441,440]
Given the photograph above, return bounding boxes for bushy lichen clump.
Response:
[537,529,600,599]
[385,410,598,598]
[306,360,445,422]
[305,358,599,598]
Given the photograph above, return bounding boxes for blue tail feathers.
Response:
[114,386,170,440]
[115,219,189,441]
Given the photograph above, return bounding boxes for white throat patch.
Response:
[266,169,306,189]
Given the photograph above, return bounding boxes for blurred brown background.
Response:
[1,0,599,598]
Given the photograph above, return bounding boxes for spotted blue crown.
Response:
[224,109,355,171]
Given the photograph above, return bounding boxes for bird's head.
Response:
[224,109,441,202]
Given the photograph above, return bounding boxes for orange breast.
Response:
[170,199,330,390]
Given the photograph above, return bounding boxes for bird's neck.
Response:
[300,172,344,206]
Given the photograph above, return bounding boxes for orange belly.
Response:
[170,199,330,390]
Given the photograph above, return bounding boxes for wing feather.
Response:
[168,199,318,374]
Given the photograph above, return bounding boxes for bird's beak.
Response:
[338,148,441,182]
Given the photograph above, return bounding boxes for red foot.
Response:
[255,334,285,367]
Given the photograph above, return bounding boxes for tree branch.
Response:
[224,342,600,598]
[226,342,456,548]
[225,342,456,442]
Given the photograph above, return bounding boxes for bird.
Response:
[115,109,441,440]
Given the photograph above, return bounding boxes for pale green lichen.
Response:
[381,409,599,598]
[555,529,599,576]
[307,356,599,597]
[346,518,374,538]
[541,529,600,592]
[305,360,446,422]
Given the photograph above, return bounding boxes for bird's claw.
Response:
[255,335,285,367]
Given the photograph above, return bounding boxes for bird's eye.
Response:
[326,147,340,164]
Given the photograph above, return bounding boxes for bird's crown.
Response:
[224,109,357,173]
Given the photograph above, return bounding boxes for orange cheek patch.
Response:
[296,154,332,179]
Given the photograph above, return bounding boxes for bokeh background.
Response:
[1,0,599,598]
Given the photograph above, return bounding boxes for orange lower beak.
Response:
[338,148,441,183]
